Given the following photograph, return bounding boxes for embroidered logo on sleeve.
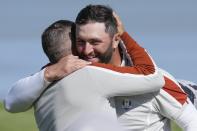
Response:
[122,99,132,110]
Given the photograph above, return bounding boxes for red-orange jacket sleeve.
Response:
[91,32,155,75]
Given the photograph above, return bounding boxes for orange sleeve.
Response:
[163,76,187,105]
[91,32,155,75]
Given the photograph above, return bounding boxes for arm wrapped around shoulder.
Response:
[87,66,165,97]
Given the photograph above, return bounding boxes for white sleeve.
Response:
[59,66,164,99]
[4,69,51,113]
[86,66,165,97]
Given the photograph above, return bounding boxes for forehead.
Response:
[76,22,110,40]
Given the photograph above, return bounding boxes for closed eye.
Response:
[89,39,102,45]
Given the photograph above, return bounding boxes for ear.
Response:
[112,33,121,49]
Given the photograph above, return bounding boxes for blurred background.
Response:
[0,0,197,100]
[1,0,196,130]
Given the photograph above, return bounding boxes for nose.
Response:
[83,42,94,55]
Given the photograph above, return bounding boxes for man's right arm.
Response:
[4,69,50,113]
[4,55,90,113]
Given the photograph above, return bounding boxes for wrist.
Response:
[41,69,52,88]
[44,66,55,82]
[119,29,125,36]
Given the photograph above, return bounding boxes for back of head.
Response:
[75,4,118,37]
[42,20,75,63]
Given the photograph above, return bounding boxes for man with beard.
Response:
[5,4,197,131]
[4,10,163,131]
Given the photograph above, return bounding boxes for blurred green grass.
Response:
[0,102,37,131]
[171,121,182,131]
[0,102,182,131]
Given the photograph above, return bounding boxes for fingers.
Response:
[71,59,91,72]
[61,55,91,66]
[44,55,92,82]
[60,56,91,75]
[113,11,125,35]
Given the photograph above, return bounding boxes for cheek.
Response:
[98,44,111,54]
[92,46,102,54]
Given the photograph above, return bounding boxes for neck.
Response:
[109,47,121,66]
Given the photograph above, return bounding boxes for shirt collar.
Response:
[118,41,133,67]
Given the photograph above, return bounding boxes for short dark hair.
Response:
[75,4,118,37]
[42,20,75,63]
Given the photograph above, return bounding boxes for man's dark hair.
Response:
[42,20,75,63]
[75,4,118,37]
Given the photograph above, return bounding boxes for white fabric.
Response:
[114,69,197,131]
[177,79,197,109]
[4,65,197,131]
[175,99,197,131]
[34,66,163,131]
[34,67,197,131]
[4,69,51,112]
[67,112,124,131]
[4,65,164,113]
[114,91,171,131]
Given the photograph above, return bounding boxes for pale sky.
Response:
[0,0,197,99]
